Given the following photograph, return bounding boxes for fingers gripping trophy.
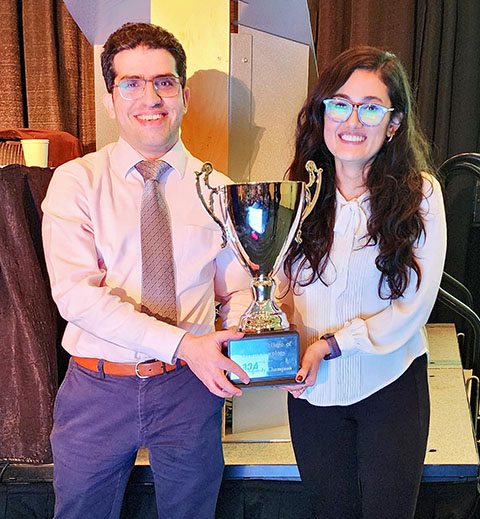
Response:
[195,162,322,387]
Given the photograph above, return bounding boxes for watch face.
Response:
[227,331,300,387]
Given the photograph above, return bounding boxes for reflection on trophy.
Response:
[195,162,322,387]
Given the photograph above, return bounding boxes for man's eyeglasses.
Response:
[113,76,183,101]
[323,98,394,127]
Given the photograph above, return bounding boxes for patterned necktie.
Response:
[135,160,177,326]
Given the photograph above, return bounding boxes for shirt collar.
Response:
[336,188,369,205]
[110,137,187,180]
[334,189,370,237]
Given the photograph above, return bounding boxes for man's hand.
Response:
[280,339,330,398]
[176,329,250,397]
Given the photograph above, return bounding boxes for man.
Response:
[42,22,250,519]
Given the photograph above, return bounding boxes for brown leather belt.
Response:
[73,356,187,379]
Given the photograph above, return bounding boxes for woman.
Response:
[279,47,446,518]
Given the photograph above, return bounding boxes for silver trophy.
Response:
[195,162,322,386]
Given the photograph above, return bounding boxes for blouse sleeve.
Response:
[334,174,447,355]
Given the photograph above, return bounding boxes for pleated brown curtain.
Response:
[308,0,416,81]
[1,0,95,153]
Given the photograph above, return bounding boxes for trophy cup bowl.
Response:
[195,162,322,386]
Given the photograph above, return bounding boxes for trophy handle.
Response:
[194,162,228,248]
[295,160,323,244]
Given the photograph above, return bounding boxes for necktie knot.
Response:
[135,160,170,182]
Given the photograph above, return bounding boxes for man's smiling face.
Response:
[103,45,190,159]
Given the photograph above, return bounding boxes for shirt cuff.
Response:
[141,321,188,364]
[334,318,367,356]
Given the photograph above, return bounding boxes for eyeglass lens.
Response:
[325,100,387,127]
[117,77,181,100]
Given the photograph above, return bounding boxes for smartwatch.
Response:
[322,333,341,360]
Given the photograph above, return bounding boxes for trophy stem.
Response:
[238,278,289,333]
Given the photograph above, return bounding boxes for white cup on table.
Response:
[21,139,49,167]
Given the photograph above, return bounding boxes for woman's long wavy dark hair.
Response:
[284,46,433,300]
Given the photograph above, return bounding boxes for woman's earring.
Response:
[386,134,394,143]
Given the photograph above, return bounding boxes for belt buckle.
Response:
[135,359,154,379]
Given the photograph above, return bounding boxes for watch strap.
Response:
[322,333,341,360]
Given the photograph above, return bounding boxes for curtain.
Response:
[309,0,416,83]
[413,0,480,164]
[1,0,95,154]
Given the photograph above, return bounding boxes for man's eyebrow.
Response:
[117,74,178,80]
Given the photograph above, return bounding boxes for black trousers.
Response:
[288,354,430,519]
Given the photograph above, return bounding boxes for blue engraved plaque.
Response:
[227,330,300,387]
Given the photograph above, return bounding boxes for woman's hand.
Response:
[280,339,331,398]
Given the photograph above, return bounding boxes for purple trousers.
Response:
[51,359,224,519]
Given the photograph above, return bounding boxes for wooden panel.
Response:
[234,27,309,182]
[152,1,230,173]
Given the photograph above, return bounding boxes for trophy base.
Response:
[227,329,302,388]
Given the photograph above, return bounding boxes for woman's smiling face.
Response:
[323,68,398,173]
